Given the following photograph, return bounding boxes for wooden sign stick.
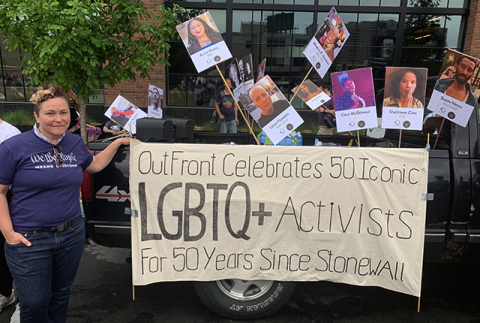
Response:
[348,131,360,146]
[433,118,445,150]
[357,130,361,147]
[216,65,260,145]
[399,129,402,148]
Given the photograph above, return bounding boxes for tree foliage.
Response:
[401,0,448,71]
[0,0,185,141]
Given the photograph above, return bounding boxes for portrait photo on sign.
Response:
[247,76,287,127]
[314,8,348,63]
[148,84,163,119]
[246,75,303,144]
[303,7,349,78]
[332,68,377,132]
[383,68,427,109]
[227,60,242,90]
[239,54,254,84]
[177,12,223,55]
[292,79,331,110]
[105,95,147,134]
[434,49,479,107]
[427,49,480,127]
[257,59,267,83]
[332,69,375,111]
[381,67,427,130]
[176,12,232,73]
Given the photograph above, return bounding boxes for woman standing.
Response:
[383,69,424,109]
[186,16,223,55]
[0,85,130,323]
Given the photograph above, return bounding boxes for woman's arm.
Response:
[0,184,31,246]
[84,137,131,174]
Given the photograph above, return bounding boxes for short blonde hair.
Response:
[30,85,69,114]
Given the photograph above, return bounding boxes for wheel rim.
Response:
[215,279,274,301]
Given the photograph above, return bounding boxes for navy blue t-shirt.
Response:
[216,92,235,121]
[0,130,94,231]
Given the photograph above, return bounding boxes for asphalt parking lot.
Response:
[1,241,479,323]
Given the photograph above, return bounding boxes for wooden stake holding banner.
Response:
[132,285,135,301]
[216,65,260,145]
[399,129,402,148]
[289,66,314,104]
[348,131,360,147]
[417,296,421,312]
[433,118,445,150]
[357,130,361,147]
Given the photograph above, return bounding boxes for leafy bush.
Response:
[1,110,36,125]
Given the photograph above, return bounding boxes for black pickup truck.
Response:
[81,111,480,319]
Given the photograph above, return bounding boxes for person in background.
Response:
[215,78,238,133]
[65,88,102,141]
[0,85,131,323]
[0,118,20,144]
[0,117,21,316]
[103,119,127,138]
[315,82,335,135]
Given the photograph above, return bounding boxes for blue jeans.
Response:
[218,119,237,133]
[5,218,85,323]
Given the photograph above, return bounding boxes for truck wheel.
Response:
[193,279,296,319]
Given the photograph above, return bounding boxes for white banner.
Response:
[130,141,428,297]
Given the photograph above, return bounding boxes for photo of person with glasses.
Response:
[0,85,130,323]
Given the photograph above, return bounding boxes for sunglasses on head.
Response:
[53,145,63,168]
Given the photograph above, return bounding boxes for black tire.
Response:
[193,279,296,319]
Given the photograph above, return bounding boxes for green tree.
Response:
[400,0,447,71]
[0,0,184,142]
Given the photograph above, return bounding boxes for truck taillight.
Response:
[81,150,95,201]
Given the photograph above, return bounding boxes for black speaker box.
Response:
[136,118,174,143]
[169,118,195,143]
